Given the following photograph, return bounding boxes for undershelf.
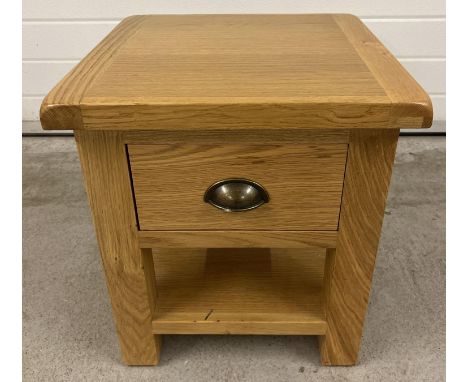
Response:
[151,248,327,335]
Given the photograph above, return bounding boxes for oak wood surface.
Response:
[138,230,337,248]
[123,129,350,145]
[150,248,327,335]
[74,131,161,365]
[319,129,399,365]
[41,16,145,130]
[128,143,348,231]
[152,318,327,336]
[41,14,432,131]
[333,15,433,128]
[42,12,412,366]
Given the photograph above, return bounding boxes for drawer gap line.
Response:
[125,144,141,230]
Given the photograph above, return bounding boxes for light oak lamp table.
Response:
[40,14,432,366]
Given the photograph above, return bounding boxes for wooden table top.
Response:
[41,14,432,131]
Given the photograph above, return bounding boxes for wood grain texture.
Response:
[40,16,145,130]
[333,14,433,128]
[123,129,350,145]
[40,14,432,131]
[81,103,392,131]
[74,131,161,365]
[153,319,327,336]
[150,248,327,335]
[141,248,158,317]
[319,129,399,365]
[138,230,337,249]
[41,12,414,366]
[128,144,348,231]
[22,19,446,61]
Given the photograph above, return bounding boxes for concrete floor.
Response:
[23,137,445,381]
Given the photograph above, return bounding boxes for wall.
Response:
[23,1,446,132]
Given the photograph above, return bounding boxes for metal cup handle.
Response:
[204,179,269,212]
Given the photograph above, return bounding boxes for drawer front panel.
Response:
[128,144,348,231]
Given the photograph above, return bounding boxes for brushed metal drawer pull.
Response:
[204,179,269,212]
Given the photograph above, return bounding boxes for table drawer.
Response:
[127,144,348,231]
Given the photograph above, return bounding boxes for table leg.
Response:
[75,130,161,365]
[319,129,399,365]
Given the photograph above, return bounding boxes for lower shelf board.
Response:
[151,248,327,335]
[152,313,327,335]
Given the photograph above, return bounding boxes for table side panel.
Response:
[74,130,161,365]
[319,129,399,365]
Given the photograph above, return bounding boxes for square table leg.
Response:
[319,129,399,365]
[75,130,161,365]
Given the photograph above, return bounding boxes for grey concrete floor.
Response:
[23,137,445,382]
